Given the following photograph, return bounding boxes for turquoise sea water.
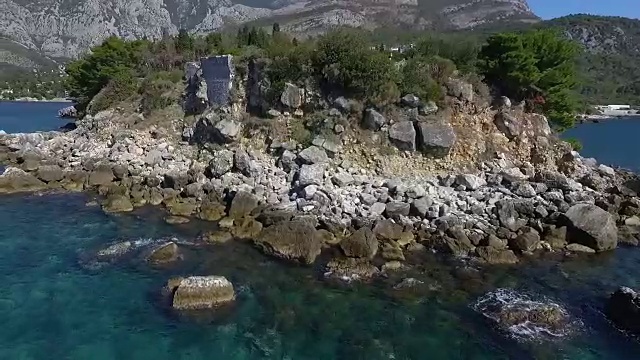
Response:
[0,101,71,133]
[1,105,640,359]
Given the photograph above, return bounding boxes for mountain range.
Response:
[0,0,537,66]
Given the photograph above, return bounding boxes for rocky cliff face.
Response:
[0,0,537,62]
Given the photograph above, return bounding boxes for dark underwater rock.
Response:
[607,287,640,335]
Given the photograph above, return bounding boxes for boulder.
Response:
[233,148,251,176]
[446,78,474,102]
[298,146,329,164]
[509,227,540,253]
[61,170,87,191]
[401,94,421,108]
[415,122,456,157]
[389,121,416,151]
[535,170,571,190]
[442,235,474,257]
[373,219,403,240]
[198,199,226,221]
[203,231,233,244]
[476,247,519,265]
[298,164,325,186]
[207,150,234,177]
[147,242,180,265]
[333,97,352,113]
[566,243,596,254]
[497,200,520,232]
[165,216,190,225]
[544,226,568,249]
[473,289,573,340]
[501,168,528,183]
[102,194,134,213]
[332,172,354,187]
[58,105,77,118]
[255,220,323,264]
[363,109,386,130]
[163,172,189,190]
[494,111,521,140]
[213,118,242,143]
[607,287,640,335]
[324,257,379,282]
[0,167,47,194]
[563,204,618,252]
[228,191,259,219]
[36,164,64,183]
[340,227,378,259]
[456,174,486,190]
[168,276,235,310]
[411,197,432,217]
[231,217,264,239]
[88,165,114,187]
[385,201,410,217]
[280,83,304,109]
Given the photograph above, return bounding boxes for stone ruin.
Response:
[184,55,234,115]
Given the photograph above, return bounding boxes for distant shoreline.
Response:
[0,98,73,103]
[577,114,640,123]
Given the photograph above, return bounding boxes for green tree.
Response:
[272,22,281,34]
[479,29,580,129]
[175,29,194,57]
[66,36,145,107]
[313,30,396,102]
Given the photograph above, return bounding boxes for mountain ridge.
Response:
[0,0,537,62]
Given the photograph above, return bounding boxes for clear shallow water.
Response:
[1,193,640,359]
[0,101,71,133]
[564,117,640,172]
[1,107,640,359]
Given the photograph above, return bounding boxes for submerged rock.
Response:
[324,257,379,283]
[607,287,640,335]
[167,276,235,310]
[147,242,181,265]
[473,289,578,340]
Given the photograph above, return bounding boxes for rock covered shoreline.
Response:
[2,56,640,287]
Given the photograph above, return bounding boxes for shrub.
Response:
[479,29,580,128]
[565,137,583,151]
[313,30,396,101]
[87,70,138,114]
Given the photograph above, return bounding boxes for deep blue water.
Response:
[1,105,640,359]
[0,101,71,133]
[564,117,640,172]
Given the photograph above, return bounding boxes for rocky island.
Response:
[1,28,640,328]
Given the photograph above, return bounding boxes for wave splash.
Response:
[472,288,581,341]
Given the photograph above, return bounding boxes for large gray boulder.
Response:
[280,83,304,109]
[36,164,64,183]
[446,78,473,103]
[388,121,416,151]
[298,146,329,164]
[298,164,325,186]
[494,111,521,140]
[207,149,234,177]
[456,174,486,190]
[191,113,243,144]
[563,204,618,251]
[415,122,456,157]
[363,109,386,130]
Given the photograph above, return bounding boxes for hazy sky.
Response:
[528,0,640,19]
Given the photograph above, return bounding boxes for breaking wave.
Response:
[472,288,582,341]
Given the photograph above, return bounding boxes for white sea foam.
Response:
[472,288,581,341]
